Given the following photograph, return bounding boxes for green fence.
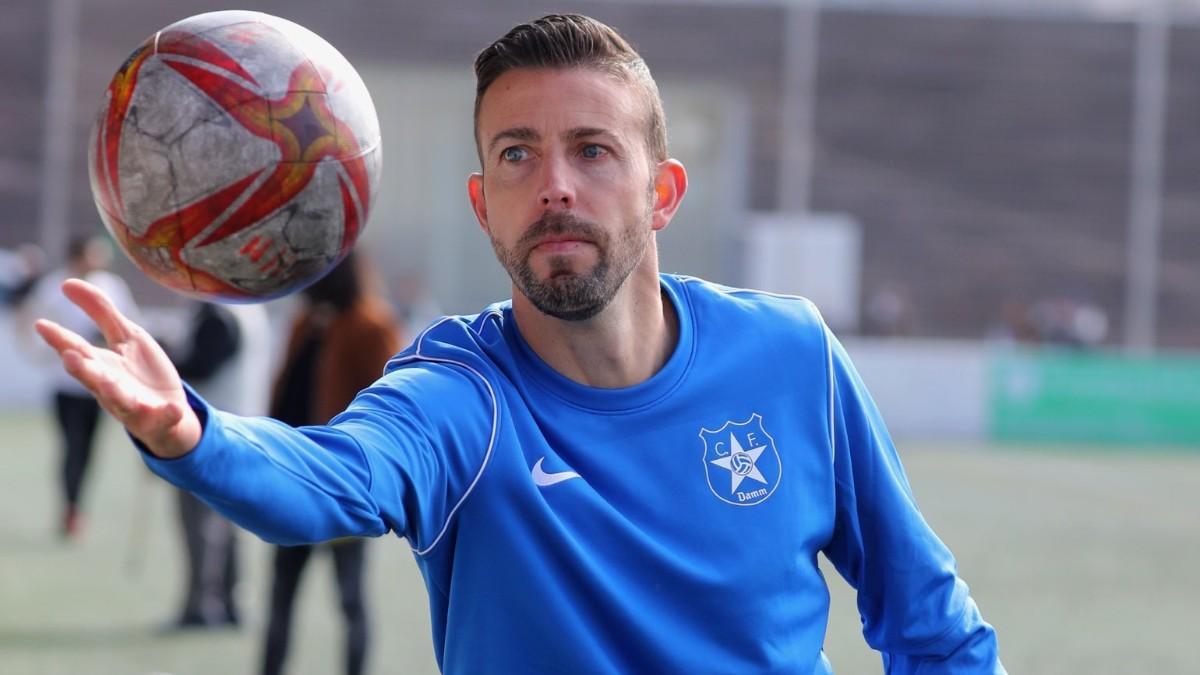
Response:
[989,348,1200,446]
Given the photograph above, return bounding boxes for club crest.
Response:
[699,414,782,506]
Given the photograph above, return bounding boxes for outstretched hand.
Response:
[34,279,201,458]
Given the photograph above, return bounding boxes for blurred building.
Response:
[3,0,1199,348]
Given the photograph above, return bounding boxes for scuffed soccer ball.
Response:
[87,10,382,301]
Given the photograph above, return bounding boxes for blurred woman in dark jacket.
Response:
[261,251,403,675]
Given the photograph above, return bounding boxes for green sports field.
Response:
[1,411,1196,674]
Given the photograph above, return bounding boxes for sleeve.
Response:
[140,360,495,549]
[819,330,1005,674]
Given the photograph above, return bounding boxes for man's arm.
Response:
[140,387,397,545]
[35,278,494,549]
[820,331,1005,674]
[34,279,399,544]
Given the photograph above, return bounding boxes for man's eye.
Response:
[501,147,527,162]
[581,144,606,159]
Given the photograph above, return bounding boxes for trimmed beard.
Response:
[491,208,650,322]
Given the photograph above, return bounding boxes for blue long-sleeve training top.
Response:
[145,274,1004,674]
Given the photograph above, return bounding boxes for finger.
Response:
[61,278,134,346]
[60,349,128,407]
[34,319,98,358]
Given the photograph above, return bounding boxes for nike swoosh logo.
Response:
[531,457,581,487]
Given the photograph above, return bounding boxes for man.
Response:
[26,233,137,537]
[35,14,1004,674]
[166,300,271,628]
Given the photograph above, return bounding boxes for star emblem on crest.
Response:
[708,433,768,494]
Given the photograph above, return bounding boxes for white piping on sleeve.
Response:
[399,317,500,557]
[826,328,836,465]
[405,354,499,557]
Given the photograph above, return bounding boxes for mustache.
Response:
[517,212,602,250]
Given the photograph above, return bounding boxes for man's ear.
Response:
[650,159,687,232]
[467,172,489,235]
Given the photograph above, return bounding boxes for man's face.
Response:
[469,67,659,321]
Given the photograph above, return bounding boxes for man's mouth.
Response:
[532,235,591,253]
[519,212,601,257]
[535,236,590,252]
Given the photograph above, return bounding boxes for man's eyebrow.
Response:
[565,127,617,143]
[487,127,539,157]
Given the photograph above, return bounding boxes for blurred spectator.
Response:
[165,300,272,629]
[990,299,1040,345]
[1030,297,1109,348]
[24,233,138,538]
[990,296,1109,348]
[0,243,46,308]
[261,252,403,675]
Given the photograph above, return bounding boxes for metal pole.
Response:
[37,0,82,265]
[776,0,820,213]
[1124,1,1169,353]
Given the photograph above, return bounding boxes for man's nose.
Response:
[537,158,575,210]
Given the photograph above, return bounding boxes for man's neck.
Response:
[512,265,678,389]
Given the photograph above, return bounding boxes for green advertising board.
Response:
[989,348,1200,446]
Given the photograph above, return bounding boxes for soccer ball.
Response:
[87,10,382,301]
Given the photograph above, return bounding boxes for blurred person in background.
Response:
[990,299,1040,345]
[261,251,402,675]
[34,15,1005,674]
[164,299,271,629]
[25,233,138,538]
[1030,296,1109,349]
[0,243,46,308]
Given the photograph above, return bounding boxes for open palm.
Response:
[34,279,201,458]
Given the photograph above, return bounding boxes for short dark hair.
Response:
[473,14,667,167]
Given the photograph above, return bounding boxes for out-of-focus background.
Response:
[1,0,1197,673]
